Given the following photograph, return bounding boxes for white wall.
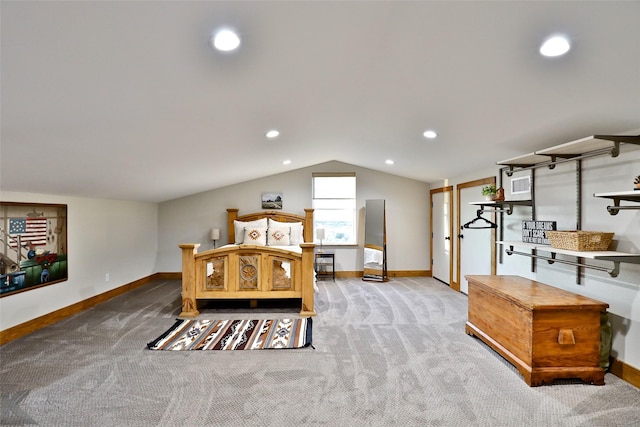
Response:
[156,161,430,273]
[0,191,158,331]
[450,144,640,371]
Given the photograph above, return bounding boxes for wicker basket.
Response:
[545,230,614,251]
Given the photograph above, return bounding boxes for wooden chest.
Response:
[465,275,608,386]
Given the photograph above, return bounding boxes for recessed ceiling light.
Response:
[266,130,280,139]
[283,160,291,165]
[212,29,241,52]
[385,159,394,165]
[539,35,570,57]
[423,130,438,139]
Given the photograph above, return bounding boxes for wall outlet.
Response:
[105,273,110,282]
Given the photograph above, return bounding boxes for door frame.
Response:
[455,177,497,292]
[430,186,453,287]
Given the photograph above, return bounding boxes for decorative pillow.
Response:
[269,219,303,245]
[242,227,267,246]
[234,218,267,244]
[267,227,290,246]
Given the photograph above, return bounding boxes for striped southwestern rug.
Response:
[147,318,312,350]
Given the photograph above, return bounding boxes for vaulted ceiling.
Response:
[2,1,639,202]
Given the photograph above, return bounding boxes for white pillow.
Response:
[269,219,303,245]
[234,218,268,244]
[242,226,267,246]
[267,227,291,246]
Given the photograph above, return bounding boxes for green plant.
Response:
[481,185,497,196]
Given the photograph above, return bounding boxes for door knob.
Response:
[458,234,464,239]
[445,236,451,240]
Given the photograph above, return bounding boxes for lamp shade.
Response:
[210,228,221,240]
[316,228,325,240]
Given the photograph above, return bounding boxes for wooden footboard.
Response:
[179,209,316,317]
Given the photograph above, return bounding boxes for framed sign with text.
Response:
[522,220,556,245]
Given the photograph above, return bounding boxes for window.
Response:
[312,173,356,245]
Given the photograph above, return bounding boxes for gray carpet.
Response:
[1,277,639,426]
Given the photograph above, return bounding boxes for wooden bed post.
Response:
[179,243,200,318]
[227,209,239,244]
[303,208,314,243]
[302,209,315,316]
[300,242,316,316]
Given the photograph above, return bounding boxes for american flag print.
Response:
[9,217,48,247]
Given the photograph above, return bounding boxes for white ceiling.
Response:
[2,1,639,203]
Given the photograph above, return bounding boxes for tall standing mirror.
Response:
[363,199,388,282]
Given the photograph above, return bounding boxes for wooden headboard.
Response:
[226,208,314,243]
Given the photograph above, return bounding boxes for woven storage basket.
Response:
[546,230,614,251]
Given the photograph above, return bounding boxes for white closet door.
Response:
[432,191,451,285]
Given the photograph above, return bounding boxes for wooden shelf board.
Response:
[593,134,640,145]
[497,152,549,166]
[497,135,638,169]
[497,241,640,261]
[535,135,615,156]
[470,200,532,207]
[593,190,640,202]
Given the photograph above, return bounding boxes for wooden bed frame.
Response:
[179,208,316,318]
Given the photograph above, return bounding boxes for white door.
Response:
[458,183,495,294]
[431,190,451,285]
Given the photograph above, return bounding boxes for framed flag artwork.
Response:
[0,202,68,297]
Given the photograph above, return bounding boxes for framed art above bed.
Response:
[261,192,283,209]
